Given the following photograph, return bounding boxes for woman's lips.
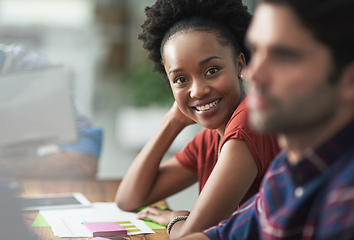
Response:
[194,99,220,112]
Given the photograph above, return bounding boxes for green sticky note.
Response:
[32,213,50,227]
[142,219,166,230]
[136,205,168,213]
[136,205,167,229]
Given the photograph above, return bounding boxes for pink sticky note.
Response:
[83,222,127,237]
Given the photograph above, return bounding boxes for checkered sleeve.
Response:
[204,194,260,240]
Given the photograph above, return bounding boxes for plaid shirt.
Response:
[205,120,354,240]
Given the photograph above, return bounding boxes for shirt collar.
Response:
[286,119,354,185]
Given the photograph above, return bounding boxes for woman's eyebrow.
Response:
[199,56,221,65]
[169,68,183,75]
[168,56,221,75]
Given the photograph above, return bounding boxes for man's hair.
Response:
[261,0,354,73]
[139,0,252,85]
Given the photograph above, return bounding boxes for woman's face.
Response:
[163,30,245,134]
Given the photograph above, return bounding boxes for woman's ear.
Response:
[237,53,246,79]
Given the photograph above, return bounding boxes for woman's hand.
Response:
[136,206,190,226]
[167,101,196,127]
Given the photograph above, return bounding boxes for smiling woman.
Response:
[163,30,245,131]
[115,0,280,239]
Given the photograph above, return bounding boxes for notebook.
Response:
[83,222,127,237]
[0,65,77,155]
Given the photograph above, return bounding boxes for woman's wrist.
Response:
[164,111,188,130]
[166,211,190,234]
[167,216,188,235]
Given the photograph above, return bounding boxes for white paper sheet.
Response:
[40,202,155,238]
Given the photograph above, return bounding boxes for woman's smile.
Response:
[194,99,221,112]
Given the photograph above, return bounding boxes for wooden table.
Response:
[15,178,169,240]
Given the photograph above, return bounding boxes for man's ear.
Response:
[340,62,354,103]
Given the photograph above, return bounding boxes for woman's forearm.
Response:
[115,112,187,211]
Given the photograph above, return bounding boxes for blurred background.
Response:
[0,0,256,210]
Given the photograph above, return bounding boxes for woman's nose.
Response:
[189,78,211,99]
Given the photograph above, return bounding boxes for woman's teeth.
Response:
[195,99,220,111]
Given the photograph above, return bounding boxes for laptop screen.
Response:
[0,66,77,155]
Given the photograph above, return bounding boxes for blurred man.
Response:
[179,0,354,239]
[0,43,103,178]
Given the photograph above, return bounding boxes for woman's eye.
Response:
[173,76,188,84]
[206,67,219,76]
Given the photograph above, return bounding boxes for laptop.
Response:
[0,65,77,155]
